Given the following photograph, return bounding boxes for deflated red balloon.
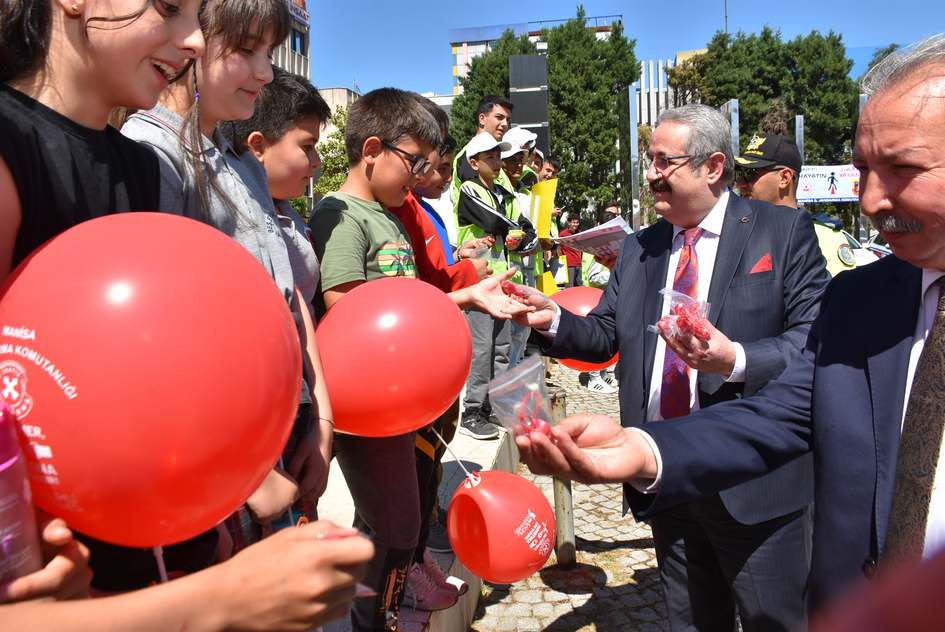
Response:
[550,286,619,371]
[448,470,555,584]
[0,213,301,547]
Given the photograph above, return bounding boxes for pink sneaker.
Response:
[421,550,468,596]
[403,562,458,611]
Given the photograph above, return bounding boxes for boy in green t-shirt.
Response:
[307,88,441,632]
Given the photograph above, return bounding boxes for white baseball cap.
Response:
[465,132,511,163]
[500,126,538,159]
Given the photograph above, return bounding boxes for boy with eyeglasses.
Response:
[307,87,437,632]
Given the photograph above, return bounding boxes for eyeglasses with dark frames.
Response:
[381,140,432,177]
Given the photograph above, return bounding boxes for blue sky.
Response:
[309,0,942,95]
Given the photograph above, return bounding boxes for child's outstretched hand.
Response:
[461,269,533,319]
[500,282,559,331]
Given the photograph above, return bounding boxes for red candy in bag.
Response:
[501,280,538,301]
[650,290,711,342]
[488,356,554,436]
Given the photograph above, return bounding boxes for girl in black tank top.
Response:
[0,0,216,594]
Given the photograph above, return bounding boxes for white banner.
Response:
[797,165,859,204]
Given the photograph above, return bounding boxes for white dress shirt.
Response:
[644,191,746,423]
[902,269,945,559]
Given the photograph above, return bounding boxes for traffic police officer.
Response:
[735,133,855,276]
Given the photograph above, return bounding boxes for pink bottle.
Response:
[0,406,42,585]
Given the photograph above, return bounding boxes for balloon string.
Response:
[429,426,474,480]
[153,546,169,583]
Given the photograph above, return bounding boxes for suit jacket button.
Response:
[862,558,877,579]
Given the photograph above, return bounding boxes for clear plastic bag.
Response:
[647,289,712,341]
[488,355,554,436]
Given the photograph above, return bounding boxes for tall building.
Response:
[449,15,621,94]
[272,0,310,79]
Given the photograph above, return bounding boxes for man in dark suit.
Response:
[520,103,829,630]
[515,36,945,616]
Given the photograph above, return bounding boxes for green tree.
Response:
[865,43,899,74]
[313,106,349,198]
[544,8,639,213]
[447,9,639,216]
[666,27,858,164]
[783,31,858,164]
[449,31,537,144]
[667,54,712,106]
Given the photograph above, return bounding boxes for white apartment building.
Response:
[271,0,310,79]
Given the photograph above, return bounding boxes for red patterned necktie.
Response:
[660,227,703,420]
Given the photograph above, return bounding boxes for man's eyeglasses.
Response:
[382,140,432,177]
[648,153,696,172]
[735,166,781,185]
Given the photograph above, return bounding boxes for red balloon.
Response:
[448,470,555,583]
[316,277,471,437]
[0,213,301,547]
[551,286,619,371]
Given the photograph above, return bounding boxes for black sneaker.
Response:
[459,414,499,440]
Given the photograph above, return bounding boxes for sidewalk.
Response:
[469,362,668,632]
[320,360,668,631]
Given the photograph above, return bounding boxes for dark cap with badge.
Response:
[735,134,802,173]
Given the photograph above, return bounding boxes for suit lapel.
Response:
[707,196,755,323]
[642,221,673,392]
[866,258,922,552]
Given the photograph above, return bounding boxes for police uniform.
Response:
[812,220,856,277]
[736,133,855,277]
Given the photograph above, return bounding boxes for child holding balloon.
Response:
[308,89,530,630]
[0,0,372,621]
[0,0,224,592]
[121,0,334,550]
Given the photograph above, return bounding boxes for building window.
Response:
[290,29,308,56]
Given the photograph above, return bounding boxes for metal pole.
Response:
[550,389,576,567]
[724,0,728,34]
[794,115,805,162]
[629,82,641,231]
[721,99,740,158]
[856,94,868,241]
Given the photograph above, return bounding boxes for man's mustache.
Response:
[871,213,921,234]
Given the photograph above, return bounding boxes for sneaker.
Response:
[403,562,458,611]
[425,520,452,553]
[421,550,468,596]
[601,371,618,386]
[459,414,499,440]
[586,374,616,394]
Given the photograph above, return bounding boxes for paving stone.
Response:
[569,593,591,608]
[514,590,542,604]
[517,617,542,631]
[495,618,516,631]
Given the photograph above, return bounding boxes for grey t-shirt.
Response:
[275,199,319,318]
[121,105,295,305]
